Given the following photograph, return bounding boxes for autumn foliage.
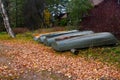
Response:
[81,0,120,39]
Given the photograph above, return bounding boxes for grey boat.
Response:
[37,30,79,43]
[44,31,94,46]
[51,32,118,51]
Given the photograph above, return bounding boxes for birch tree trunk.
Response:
[0,0,15,38]
[118,0,120,4]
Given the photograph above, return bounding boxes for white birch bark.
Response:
[0,0,15,38]
[118,0,120,4]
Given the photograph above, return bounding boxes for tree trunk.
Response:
[0,0,15,38]
[118,0,120,4]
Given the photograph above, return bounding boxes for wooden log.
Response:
[52,32,118,51]
[38,30,79,43]
[44,31,94,46]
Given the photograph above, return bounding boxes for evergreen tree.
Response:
[24,0,45,30]
[67,0,93,26]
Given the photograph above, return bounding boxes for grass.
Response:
[1,29,120,68]
[0,31,34,42]
[77,46,120,67]
[0,32,11,40]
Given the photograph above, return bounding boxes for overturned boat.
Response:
[37,30,79,43]
[44,31,94,46]
[51,32,118,51]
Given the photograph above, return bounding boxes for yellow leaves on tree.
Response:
[43,9,51,27]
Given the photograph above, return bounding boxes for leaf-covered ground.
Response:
[0,40,120,80]
[0,31,120,80]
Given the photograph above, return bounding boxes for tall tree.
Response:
[24,0,45,30]
[67,0,93,26]
[0,0,15,38]
[8,0,25,27]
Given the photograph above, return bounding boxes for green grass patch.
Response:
[78,45,120,67]
[0,31,35,44]
[0,32,12,40]
[15,32,33,41]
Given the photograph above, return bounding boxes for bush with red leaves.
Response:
[81,0,120,39]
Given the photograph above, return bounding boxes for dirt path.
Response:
[0,41,120,80]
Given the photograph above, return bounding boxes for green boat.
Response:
[51,32,118,51]
[44,31,94,46]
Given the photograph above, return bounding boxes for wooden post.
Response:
[0,0,15,38]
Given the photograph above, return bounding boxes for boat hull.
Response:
[39,30,79,43]
[52,32,118,51]
[44,31,94,46]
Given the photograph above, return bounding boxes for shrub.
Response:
[67,0,93,26]
[13,27,29,34]
[59,18,67,26]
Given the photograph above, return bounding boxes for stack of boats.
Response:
[34,30,118,51]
